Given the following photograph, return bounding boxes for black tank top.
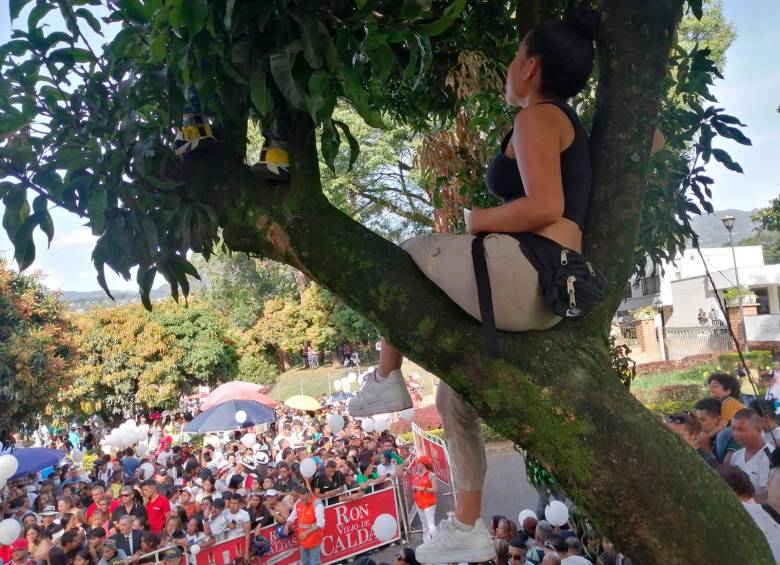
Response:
[484,100,591,230]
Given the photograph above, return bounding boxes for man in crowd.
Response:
[9,538,32,565]
[203,498,228,546]
[111,514,142,556]
[694,397,741,462]
[312,461,346,505]
[509,536,534,565]
[222,493,251,561]
[664,411,718,469]
[142,479,171,534]
[725,408,775,502]
[286,487,325,565]
[111,485,147,529]
[86,484,119,520]
[273,462,299,493]
[40,505,62,539]
[560,538,590,564]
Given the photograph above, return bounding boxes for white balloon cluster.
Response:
[100,419,149,453]
[327,413,344,434]
[372,513,397,542]
[240,433,257,448]
[0,456,22,543]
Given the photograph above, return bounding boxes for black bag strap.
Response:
[471,234,501,359]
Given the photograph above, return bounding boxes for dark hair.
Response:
[719,467,755,498]
[140,532,159,547]
[509,535,528,550]
[547,533,568,552]
[707,372,741,398]
[48,546,68,565]
[566,537,583,554]
[732,407,763,427]
[749,398,776,419]
[523,8,600,99]
[694,398,721,417]
[397,548,419,565]
[75,549,95,565]
[61,530,79,546]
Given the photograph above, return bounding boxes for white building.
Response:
[619,245,780,330]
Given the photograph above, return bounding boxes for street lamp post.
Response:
[722,215,749,352]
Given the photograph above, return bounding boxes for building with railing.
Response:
[615,244,780,363]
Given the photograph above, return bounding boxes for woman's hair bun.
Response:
[568,7,601,41]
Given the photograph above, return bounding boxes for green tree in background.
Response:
[61,301,238,422]
[0,256,76,438]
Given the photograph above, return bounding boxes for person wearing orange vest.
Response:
[285,486,325,565]
[412,456,439,541]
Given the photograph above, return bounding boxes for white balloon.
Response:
[0,478,6,489]
[518,509,537,526]
[399,408,415,421]
[362,418,375,433]
[71,449,84,463]
[372,513,397,542]
[136,444,147,457]
[374,417,387,434]
[545,501,569,527]
[300,458,317,478]
[0,455,19,480]
[342,378,351,391]
[235,410,248,424]
[0,518,22,545]
[241,433,257,448]
[347,372,357,383]
[139,462,155,480]
[327,413,344,434]
[190,545,201,556]
[333,380,342,391]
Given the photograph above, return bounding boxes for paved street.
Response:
[372,442,539,563]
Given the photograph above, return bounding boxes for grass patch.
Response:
[267,360,439,403]
[631,364,717,391]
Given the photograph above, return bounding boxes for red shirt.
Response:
[86,498,121,519]
[146,494,171,533]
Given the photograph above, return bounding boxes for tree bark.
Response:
[172,0,773,562]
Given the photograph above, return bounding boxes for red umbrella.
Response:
[201,381,277,409]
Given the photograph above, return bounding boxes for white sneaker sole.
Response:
[415,545,496,563]
[348,396,413,418]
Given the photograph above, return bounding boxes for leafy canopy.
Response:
[0,0,467,304]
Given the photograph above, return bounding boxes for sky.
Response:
[0,1,778,293]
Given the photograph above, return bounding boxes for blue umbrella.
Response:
[7,448,66,480]
[183,399,276,433]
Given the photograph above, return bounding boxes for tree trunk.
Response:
[172,0,774,562]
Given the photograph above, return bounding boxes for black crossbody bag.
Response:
[472,232,607,358]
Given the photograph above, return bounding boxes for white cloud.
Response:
[51,227,97,249]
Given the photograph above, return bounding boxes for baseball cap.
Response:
[40,505,59,516]
[265,489,279,497]
[11,539,28,551]
[162,548,182,561]
[102,539,117,550]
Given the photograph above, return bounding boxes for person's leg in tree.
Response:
[347,337,412,417]
[174,87,216,156]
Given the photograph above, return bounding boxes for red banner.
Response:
[195,486,400,565]
[412,424,453,487]
[402,456,419,522]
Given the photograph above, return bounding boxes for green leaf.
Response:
[75,8,102,35]
[415,0,466,37]
[290,10,324,69]
[341,68,384,128]
[250,66,273,115]
[0,107,29,136]
[2,187,29,242]
[49,47,95,64]
[138,266,157,311]
[224,0,236,30]
[269,46,307,111]
[10,0,34,20]
[87,189,108,234]
[334,119,359,172]
[221,58,248,85]
[31,195,53,246]
[117,0,151,24]
[306,70,335,123]
[27,3,53,30]
[13,215,37,271]
[688,0,703,20]
[170,0,208,36]
[713,114,746,126]
[711,148,744,173]
[711,121,752,146]
[320,119,340,172]
[150,32,167,64]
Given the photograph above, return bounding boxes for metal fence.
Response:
[663,326,732,360]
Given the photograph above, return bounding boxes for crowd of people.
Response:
[1,403,417,565]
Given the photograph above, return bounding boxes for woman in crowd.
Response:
[412,456,438,542]
[159,515,187,548]
[73,548,96,565]
[24,525,52,562]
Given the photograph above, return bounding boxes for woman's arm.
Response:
[468,107,565,235]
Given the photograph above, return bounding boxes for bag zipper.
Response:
[560,249,569,266]
[567,275,576,309]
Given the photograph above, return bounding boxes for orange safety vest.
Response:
[295,500,324,549]
[413,470,436,509]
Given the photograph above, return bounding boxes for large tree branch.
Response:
[174,1,773,561]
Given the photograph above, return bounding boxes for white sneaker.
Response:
[347,368,413,417]
[415,517,495,564]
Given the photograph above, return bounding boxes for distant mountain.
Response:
[689,208,760,248]
[60,285,170,311]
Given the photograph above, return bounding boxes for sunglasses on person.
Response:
[509,555,526,562]
[395,551,406,561]
[120,493,133,497]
